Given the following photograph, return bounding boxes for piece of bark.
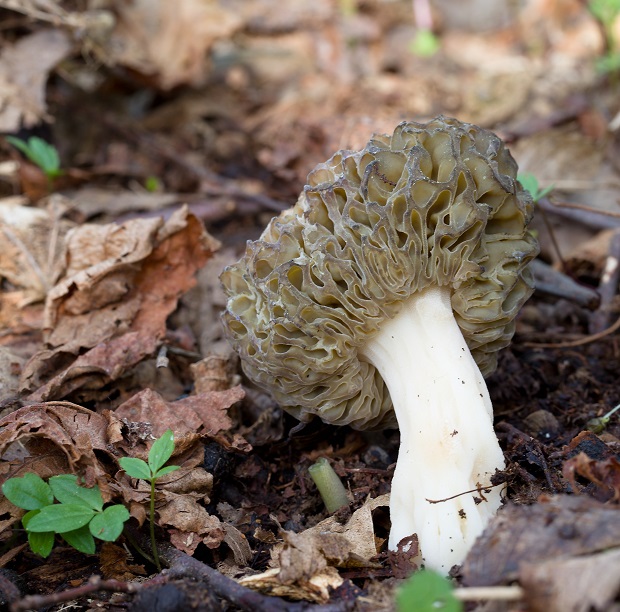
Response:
[462,494,620,586]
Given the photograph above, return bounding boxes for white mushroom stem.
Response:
[359,285,505,573]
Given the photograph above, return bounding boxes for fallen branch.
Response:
[9,577,141,612]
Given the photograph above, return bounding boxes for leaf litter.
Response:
[0,0,620,610]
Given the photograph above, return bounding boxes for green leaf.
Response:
[61,525,96,555]
[409,29,440,57]
[119,457,153,481]
[22,508,54,556]
[518,173,539,196]
[28,530,55,558]
[49,475,104,511]
[5,136,30,157]
[2,474,54,510]
[518,172,554,203]
[26,503,95,533]
[89,505,130,541]
[154,465,181,479]
[5,135,62,178]
[148,430,175,474]
[396,570,463,612]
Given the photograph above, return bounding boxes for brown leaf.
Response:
[159,497,226,554]
[520,549,620,612]
[104,0,241,90]
[462,494,620,586]
[0,401,113,532]
[563,452,620,503]
[21,207,219,401]
[239,566,343,605]
[113,386,245,440]
[0,29,72,131]
[99,542,146,581]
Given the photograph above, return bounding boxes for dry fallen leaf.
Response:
[0,401,113,533]
[113,386,245,440]
[462,494,620,586]
[520,548,620,612]
[0,28,72,131]
[242,495,387,603]
[563,451,620,503]
[103,0,241,90]
[99,542,146,581]
[21,206,219,401]
[0,199,74,340]
[239,566,343,605]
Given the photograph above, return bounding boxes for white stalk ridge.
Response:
[360,285,505,573]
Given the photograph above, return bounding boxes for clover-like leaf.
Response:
[119,457,153,481]
[49,475,103,511]
[26,504,95,533]
[2,473,54,510]
[89,505,130,542]
[61,525,96,555]
[148,430,175,474]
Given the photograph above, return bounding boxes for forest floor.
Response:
[0,1,620,610]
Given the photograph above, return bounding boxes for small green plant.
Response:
[587,402,620,433]
[6,136,63,181]
[588,0,620,74]
[308,457,349,513]
[409,29,440,57]
[119,429,179,571]
[518,173,554,203]
[396,569,463,612]
[144,175,162,192]
[1,473,130,558]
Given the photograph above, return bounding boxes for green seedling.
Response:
[119,429,179,571]
[6,136,63,181]
[588,0,620,75]
[1,473,129,557]
[308,457,349,513]
[587,402,620,433]
[409,29,440,57]
[144,175,162,193]
[518,173,554,203]
[396,569,463,612]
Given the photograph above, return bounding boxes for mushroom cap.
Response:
[220,116,539,430]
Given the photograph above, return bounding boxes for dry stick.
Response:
[530,259,600,309]
[425,482,502,505]
[127,527,352,612]
[453,586,524,602]
[9,577,141,612]
[537,201,567,272]
[523,314,620,348]
[589,228,620,333]
[0,572,21,607]
[537,197,620,230]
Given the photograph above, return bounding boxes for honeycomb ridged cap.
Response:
[221,116,539,430]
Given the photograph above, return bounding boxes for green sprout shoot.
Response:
[119,429,180,571]
[308,457,349,513]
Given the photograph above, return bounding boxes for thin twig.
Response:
[530,259,600,310]
[9,576,141,612]
[523,314,620,348]
[425,482,502,505]
[589,229,620,333]
[453,585,524,602]
[537,197,620,230]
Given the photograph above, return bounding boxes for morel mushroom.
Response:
[221,116,538,572]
